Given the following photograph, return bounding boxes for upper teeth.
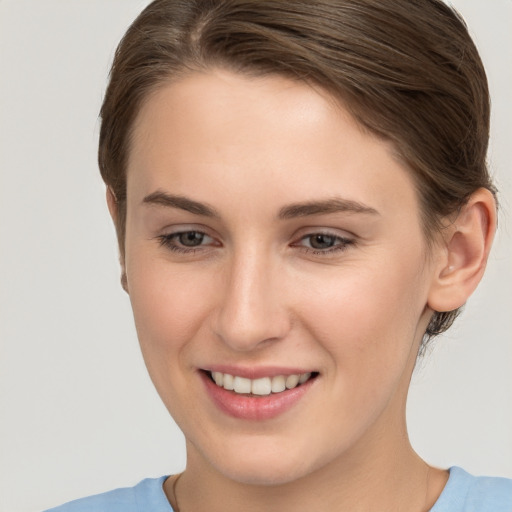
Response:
[211,371,312,395]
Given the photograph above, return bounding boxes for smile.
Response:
[210,371,314,396]
[201,369,319,420]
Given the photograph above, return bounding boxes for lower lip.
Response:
[201,371,316,420]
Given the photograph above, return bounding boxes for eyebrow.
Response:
[142,191,220,217]
[278,198,379,219]
[142,191,379,219]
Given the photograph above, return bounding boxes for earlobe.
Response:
[428,188,497,313]
[120,272,129,293]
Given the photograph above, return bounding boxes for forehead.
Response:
[127,69,420,222]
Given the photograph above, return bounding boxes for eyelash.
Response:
[157,231,214,254]
[156,231,355,256]
[295,233,354,255]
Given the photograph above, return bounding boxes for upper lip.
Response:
[201,365,317,380]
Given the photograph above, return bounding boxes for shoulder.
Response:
[42,476,173,512]
[432,467,512,512]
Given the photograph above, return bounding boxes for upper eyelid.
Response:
[292,226,355,240]
[157,224,215,237]
[298,232,351,240]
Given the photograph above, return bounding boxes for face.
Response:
[123,69,437,485]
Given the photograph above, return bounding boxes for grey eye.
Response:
[308,234,337,249]
[178,231,205,247]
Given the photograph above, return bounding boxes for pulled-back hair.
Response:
[99,0,495,341]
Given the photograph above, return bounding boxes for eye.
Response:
[176,231,207,247]
[157,230,216,253]
[307,234,338,250]
[295,232,354,255]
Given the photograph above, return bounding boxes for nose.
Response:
[213,249,291,352]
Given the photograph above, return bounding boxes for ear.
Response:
[106,187,129,293]
[428,188,497,313]
[106,186,118,222]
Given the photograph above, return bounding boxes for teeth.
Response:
[223,373,234,390]
[299,372,311,384]
[252,377,272,396]
[271,375,286,393]
[285,374,300,389]
[233,376,252,394]
[212,372,223,386]
[210,371,314,395]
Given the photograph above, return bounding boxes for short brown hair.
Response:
[99,0,495,341]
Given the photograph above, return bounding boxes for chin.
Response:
[217,459,311,487]
[201,435,324,487]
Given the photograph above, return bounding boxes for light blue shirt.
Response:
[43,467,512,511]
[431,467,512,511]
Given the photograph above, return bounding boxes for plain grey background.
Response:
[0,1,510,511]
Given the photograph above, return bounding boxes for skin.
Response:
[111,69,495,511]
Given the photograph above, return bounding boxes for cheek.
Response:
[293,252,428,376]
[288,259,429,445]
[125,250,218,363]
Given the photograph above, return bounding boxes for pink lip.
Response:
[200,370,317,421]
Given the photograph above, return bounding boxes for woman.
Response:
[43,0,511,510]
